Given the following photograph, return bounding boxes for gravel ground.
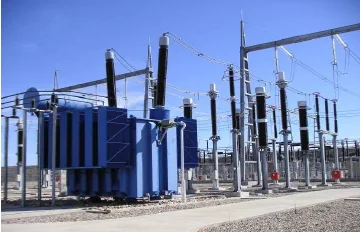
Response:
[199,198,360,232]
[2,182,360,225]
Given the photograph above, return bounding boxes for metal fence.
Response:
[193,158,360,181]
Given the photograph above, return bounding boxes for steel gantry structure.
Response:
[239,22,360,186]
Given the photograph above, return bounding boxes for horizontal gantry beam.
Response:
[245,23,360,53]
[55,68,149,91]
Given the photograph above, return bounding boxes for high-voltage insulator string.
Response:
[208,84,221,190]
[164,32,232,66]
[335,34,360,66]
[279,45,360,98]
[325,99,330,131]
[255,87,269,191]
[276,71,292,189]
[297,101,312,187]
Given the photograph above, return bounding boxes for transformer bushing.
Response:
[255,87,269,191]
[314,93,328,186]
[209,84,220,190]
[156,35,169,107]
[183,98,199,193]
[228,66,241,192]
[105,50,117,107]
[276,71,292,189]
[298,101,311,187]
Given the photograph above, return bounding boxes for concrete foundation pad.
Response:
[186,188,200,194]
[317,183,332,187]
[208,187,227,191]
[298,185,317,190]
[269,183,283,187]
[241,185,248,190]
[241,181,249,186]
[225,191,250,198]
[332,182,345,185]
[255,189,273,194]
[279,187,298,192]
[252,184,262,187]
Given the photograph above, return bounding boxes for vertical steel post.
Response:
[52,106,57,206]
[332,100,340,183]
[143,43,152,118]
[179,122,186,203]
[319,132,327,185]
[3,117,9,203]
[271,139,278,184]
[21,111,27,207]
[271,108,278,184]
[232,131,241,192]
[38,112,43,202]
[239,21,246,185]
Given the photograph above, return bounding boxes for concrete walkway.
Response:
[2,188,360,232]
[2,208,83,220]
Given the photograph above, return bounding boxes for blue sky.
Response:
[2,0,360,166]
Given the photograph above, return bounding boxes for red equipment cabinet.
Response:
[331,170,341,179]
[271,171,280,181]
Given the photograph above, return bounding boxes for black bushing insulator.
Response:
[46,101,50,110]
[229,68,235,97]
[325,99,330,131]
[51,93,56,104]
[256,93,267,147]
[17,129,23,163]
[258,122,268,147]
[15,96,20,106]
[184,106,192,119]
[210,99,217,136]
[231,101,237,129]
[315,95,321,131]
[252,104,257,135]
[333,101,338,133]
[105,50,117,108]
[298,104,309,151]
[156,44,169,107]
[272,109,277,138]
[279,88,288,131]
[236,114,240,130]
[12,108,16,117]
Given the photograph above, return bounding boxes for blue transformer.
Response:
[39,106,190,198]
[175,117,199,169]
